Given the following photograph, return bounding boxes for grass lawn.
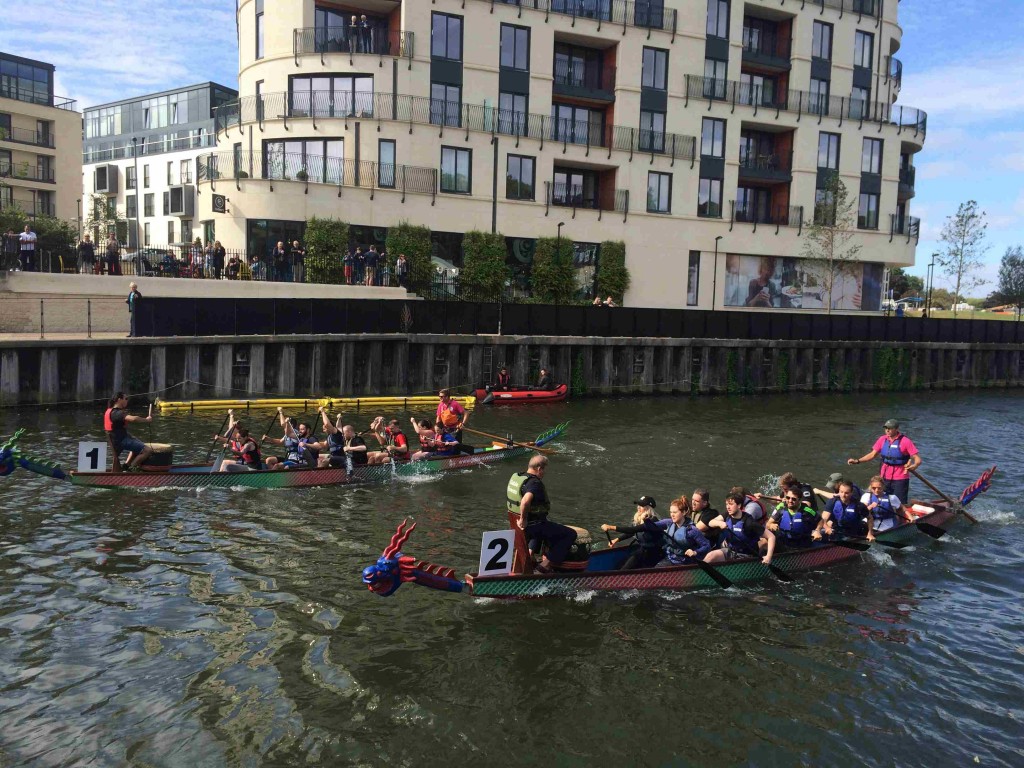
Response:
[904,309,1023,321]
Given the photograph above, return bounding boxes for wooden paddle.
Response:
[462,426,557,454]
[204,412,230,462]
[828,539,871,552]
[910,469,979,524]
[765,562,793,582]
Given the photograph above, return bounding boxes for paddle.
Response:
[204,412,230,462]
[910,468,979,524]
[211,410,236,471]
[462,426,557,454]
[765,562,793,582]
[913,521,947,539]
[257,410,280,447]
[828,538,871,552]
[855,537,907,550]
[657,530,733,589]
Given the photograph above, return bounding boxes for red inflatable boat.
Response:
[473,384,569,404]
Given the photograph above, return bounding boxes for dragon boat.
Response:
[362,468,995,600]
[0,422,568,491]
[473,384,569,405]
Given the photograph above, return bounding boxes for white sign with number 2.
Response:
[77,441,108,473]
[477,530,516,577]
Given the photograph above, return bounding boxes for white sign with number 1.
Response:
[77,441,108,473]
[477,530,516,577]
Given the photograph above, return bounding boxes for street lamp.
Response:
[556,221,566,305]
[712,236,723,311]
[131,137,142,273]
[925,252,937,319]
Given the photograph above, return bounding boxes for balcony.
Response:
[890,214,920,242]
[0,125,55,149]
[741,29,791,71]
[805,0,877,16]
[293,26,413,61]
[552,59,615,103]
[737,150,793,183]
[484,0,677,34]
[0,161,55,184]
[898,166,915,200]
[0,84,76,111]
[545,181,629,220]
[887,56,903,92]
[0,194,55,217]
[730,201,804,232]
[164,185,195,217]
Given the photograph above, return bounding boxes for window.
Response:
[431,13,463,61]
[506,154,535,200]
[264,139,345,183]
[815,188,836,225]
[642,48,668,90]
[167,161,174,185]
[854,31,873,68]
[500,24,529,71]
[697,178,722,218]
[700,118,725,158]
[647,172,671,213]
[256,0,265,59]
[703,59,727,99]
[379,139,396,188]
[143,193,154,217]
[812,21,833,60]
[850,86,870,119]
[639,110,665,152]
[181,220,192,244]
[144,222,151,246]
[105,197,117,218]
[861,137,882,174]
[440,146,471,194]
[143,164,150,188]
[706,0,729,38]
[552,168,598,209]
[554,43,603,89]
[740,72,775,107]
[126,166,136,190]
[431,83,461,127]
[290,75,374,118]
[735,186,771,223]
[817,133,840,170]
[858,192,879,229]
[167,221,175,243]
[498,92,527,135]
[687,251,700,306]
[551,103,603,145]
[181,159,191,184]
[809,78,829,115]
[126,195,137,219]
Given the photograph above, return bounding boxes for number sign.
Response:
[478,530,516,577]
[77,441,108,473]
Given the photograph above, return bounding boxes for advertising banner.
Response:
[724,255,883,311]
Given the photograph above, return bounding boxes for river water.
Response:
[0,391,1020,767]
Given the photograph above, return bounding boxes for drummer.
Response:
[103,391,153,469]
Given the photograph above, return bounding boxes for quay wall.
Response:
[0,334,1021,406]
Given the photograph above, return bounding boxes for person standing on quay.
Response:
[212,241,226,280]
[343,248,355,285]
[77,234,95,274]
[364,245,378,286]
[272,241,287,282]
[291,240,305,284]
[19,224,37,272]
[847,418,921,504]
[106,233,122,276]
[394,253,409,288]
[126,282,142,337]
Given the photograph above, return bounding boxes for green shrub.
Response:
[385,222,432,291]
[304,216,349,284]
[596,241,630,304]
[461,231,510,301]
[530,236,577,304]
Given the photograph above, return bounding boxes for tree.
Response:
[385,222,432,291]
[596,241,630,304]
[461,231,510,301]
[801,172,861,313]
[937,200,988,318]
[304,216,349,284]
[84,193,128,245]
[996,245,1024,319]
[889,267,924,299]
[530,236,576,304]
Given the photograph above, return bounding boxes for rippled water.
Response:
[0,391,1021,766]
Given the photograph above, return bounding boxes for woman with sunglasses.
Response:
[861,475,913,540]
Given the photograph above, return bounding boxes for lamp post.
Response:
[556,221,565,305]
[76,197,81,240]
[131,137,142,273]
[925,252,937,319]
[712,236,723,311]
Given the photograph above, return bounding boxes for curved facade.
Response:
[198,0,926,310]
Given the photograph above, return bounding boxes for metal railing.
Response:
[810,0,877,17]
[899,165,915,189]
[293,26,414,59]
[730,201,804,231]
[890,214,921,241]
[545,181,628,218]
[737,150,793,174]
[0,126,55,148]
[0,85,77,111]
[685,75,927,137]
[887,56,903,89]
[0,161,55,183]
[741,30,792,61]
[553,59,612,91]
[481,0,676,33]
[215,90,697,161]
[0,196,55,218]
[83,133,217,163]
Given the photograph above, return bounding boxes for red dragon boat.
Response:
[473,384,569,405]
[362,468,995,600]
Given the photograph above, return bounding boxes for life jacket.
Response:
[664,521,704,564]
[722,513,761,556]
[229,438,244,458]
[297,435,319,462]
[775,502,818,541]
[327,431,345,457]
[868,493,897,521]
[507,472,549,520]
[103,407,115,432]
[634,519,664,553]
[283,435,302,462]
[439,404,460,429]
[497,372,510,387]
[880,435,910,467]
[240,440,261,467]
[831,502,867,534]
[418,430,439,451]
[744,494,769,520]
[385,428,407,449]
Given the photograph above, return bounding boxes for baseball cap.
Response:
[884,418,899,428]
[633,495,656,508]
[825,472,845,492]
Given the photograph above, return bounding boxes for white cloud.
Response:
[901,59,1024,123]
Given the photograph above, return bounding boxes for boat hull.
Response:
[473,384,568,404]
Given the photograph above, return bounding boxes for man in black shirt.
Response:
[342,425,368,466]
[535,368,553,391]
[690,488,721,546]
[516,455,576,573]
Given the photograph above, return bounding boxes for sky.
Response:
[1,0,1021,296]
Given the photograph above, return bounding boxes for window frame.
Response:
[379,139,396,189]
[861,137,882,174]
[706,0,729,39]
[854,30,873,69]
[647,171,672,214]
[700,117,726,158]
[817,132,840,170]
[440,145,472,194]
[858,191,879,230]
[431,12,464,62]
[812,21,833,61]
[697,177,723,218]
[506,153,536,201]
[143,222,151,247]
[430,82,462,128]
[255,0,265,60]
[498,91,528,136]
[687,251,700,306]
[500,23,530,71]
[641,47,669,91]
[143,193,154,218]
[639,109,666,152]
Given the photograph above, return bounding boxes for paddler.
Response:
[690,488,721,547]
[861,475,914,541]
[819,481,869,538]
[766,489,820,549]
[814,472,863,520]
[507,455,576,574]
[103,391,153,470]
[600,496,666,570]
[213,424,262,471]
[847,418,921,504]
[314,408,346,469]
[409,418,445,461]
[367,416,409,464]
[704,492,772,563]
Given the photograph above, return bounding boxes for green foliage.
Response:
[530,236,577,304]
[996,245,1024,317]
[938,200,989,317]
[726,349,739,395]
[570,351,587,397]
[386,222,432,291]
[889,267,925,299]
[304,216,349,284]
[461,231,510,301]
[801,171,861,313]
[596,240,630,304]
[774,350,790,391]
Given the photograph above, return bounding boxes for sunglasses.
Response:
[784,496,800,501]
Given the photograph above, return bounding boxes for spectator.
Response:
[292,240,305,283]
[203,241,214,278]
[592,296,603,306]
[77,234,95,274]
[394,253,410,289]
[271,241,287,282]
[349,15,360,53]
[226,252,240,280]
[19,225,37,272]
[343,248,355,285]
[603,295,616,307]
[212,241,226,280]
[250,252,266,280]
[191,239,204,278]
[126,282,142,337]
[360,15,372,55]
[354,247,365,285]
[105,234,122,276]
[364,245,379,286]
[2,229,18,270]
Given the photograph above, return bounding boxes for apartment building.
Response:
[0,52,81,222]
[198,0,925,310]
[83,82,237,246]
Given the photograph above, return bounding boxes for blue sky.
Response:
[2,0,1021,295]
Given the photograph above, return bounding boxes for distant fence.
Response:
[134,298,1024,344]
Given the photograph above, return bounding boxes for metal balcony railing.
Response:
[741,30,791,62]
[809,0,878,17]
[730,201,804,232]
[0,126,55,148]
[544,181,629,219]
[293,26,413,59]
[553,59,612,91]
[0,195,55,217]
[482,0,676,34]
[0,161,55,183]
[887,56,903,89]
[83,133,218,163]
[890,214,921,241]
[899,166,915,189]
[738,150,793,175]
[685,75,928,137]
[215,91,697,162]
[0,85,76,111]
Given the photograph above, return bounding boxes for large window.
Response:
[552,168,598,209]
[167,221,175,244]
[256,0,265,59]
[817,132,840,170]
[858,192,879,229]
[700,118,725,158]
[126,195,137,219]
[739,72,776,107]
[815,188,836,225]
[809,78,829,115]
[143,164,150,188]
[498,92,528,135]
[440,146,471,194]
[647,172,671,213]
[0,56,52,106]
[126,166,136,190]
[554,43,603,89]
[430,83,461,127]
[642,47,669,90]
[861,137,882,174]
[812,21,833,60]
[431,13,463,61]
[854,31,873,68]
[706,0,729,38]
[144,222,151,246]
[506,154,535,200]
[687,251,700,306]
[500,24,529,71]
[143,193,154,217]
[264,139,345,184]
[850,86,870,119]
[640,110,665,152]
[703,58,728,99]
[379,139,396,188]
[697,178,722,218]
[290,75,374,117]
[551,103,604,146]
